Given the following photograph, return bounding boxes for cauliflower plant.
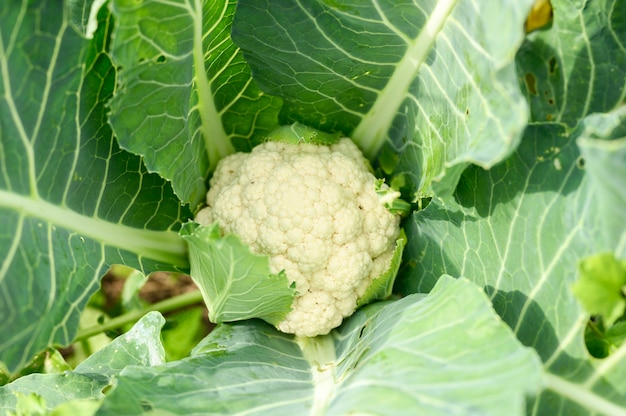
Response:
[195,136,403,337]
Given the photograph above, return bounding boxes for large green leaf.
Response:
[400,116,626,415]
[0,312,165,413]
[108,0,282,206]
[96,276,542,415]
[0,0,189,374]
[232,0,535,197]
[398,1,626,413]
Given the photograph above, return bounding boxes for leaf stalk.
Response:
[75,290,204,341]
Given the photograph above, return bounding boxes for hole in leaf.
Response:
[156,55,166,63]
[104,329,122,338]
[583,316,626,359]
[525,73,538,95]
[358,325,366,339]
[576,156,585,169]
[549,57,558,75]
[139,400,154,411]
[351,347,371,371]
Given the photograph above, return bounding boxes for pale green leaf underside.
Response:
[232,0,534,198]
[95,276,541,416]
[180,222,295,325]
[0,1,188,374]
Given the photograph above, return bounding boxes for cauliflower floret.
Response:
[270,255,310,293]
[277,291,344,337]
[205,152,248,205]
[196,137,401,337]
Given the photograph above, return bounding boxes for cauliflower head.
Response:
[195,138,401,337]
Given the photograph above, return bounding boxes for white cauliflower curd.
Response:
[195,137,402,337]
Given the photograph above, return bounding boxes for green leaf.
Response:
[180,222,295,325]
[41,349,72,375]
[49,399,101,416]
[399,120,626,414]
[576,107,626,257]
[161,307,208,361]
[398,1,626,412]
[0,312,165,414]
[96,276,542,416]
[73,311,165,376]
[374,179,412,216]
[8,393,46,416]
[108,0,282,205]
[267,122,341,145]
[356,233,405,308]
[400,125,626,413]
[585,319,626,359]
[607,322,626,350]
[573,253,626,328]
[67,0,102,36]
[0,1,189,374]
[517,2,626,127]
[232,0,535,197]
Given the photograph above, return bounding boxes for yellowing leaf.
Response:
[525,0,553,32]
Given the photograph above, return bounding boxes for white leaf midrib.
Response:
[296,335,338,416]
[352,0,458,158]
[192,0,233,170]
[543,372,626,416]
